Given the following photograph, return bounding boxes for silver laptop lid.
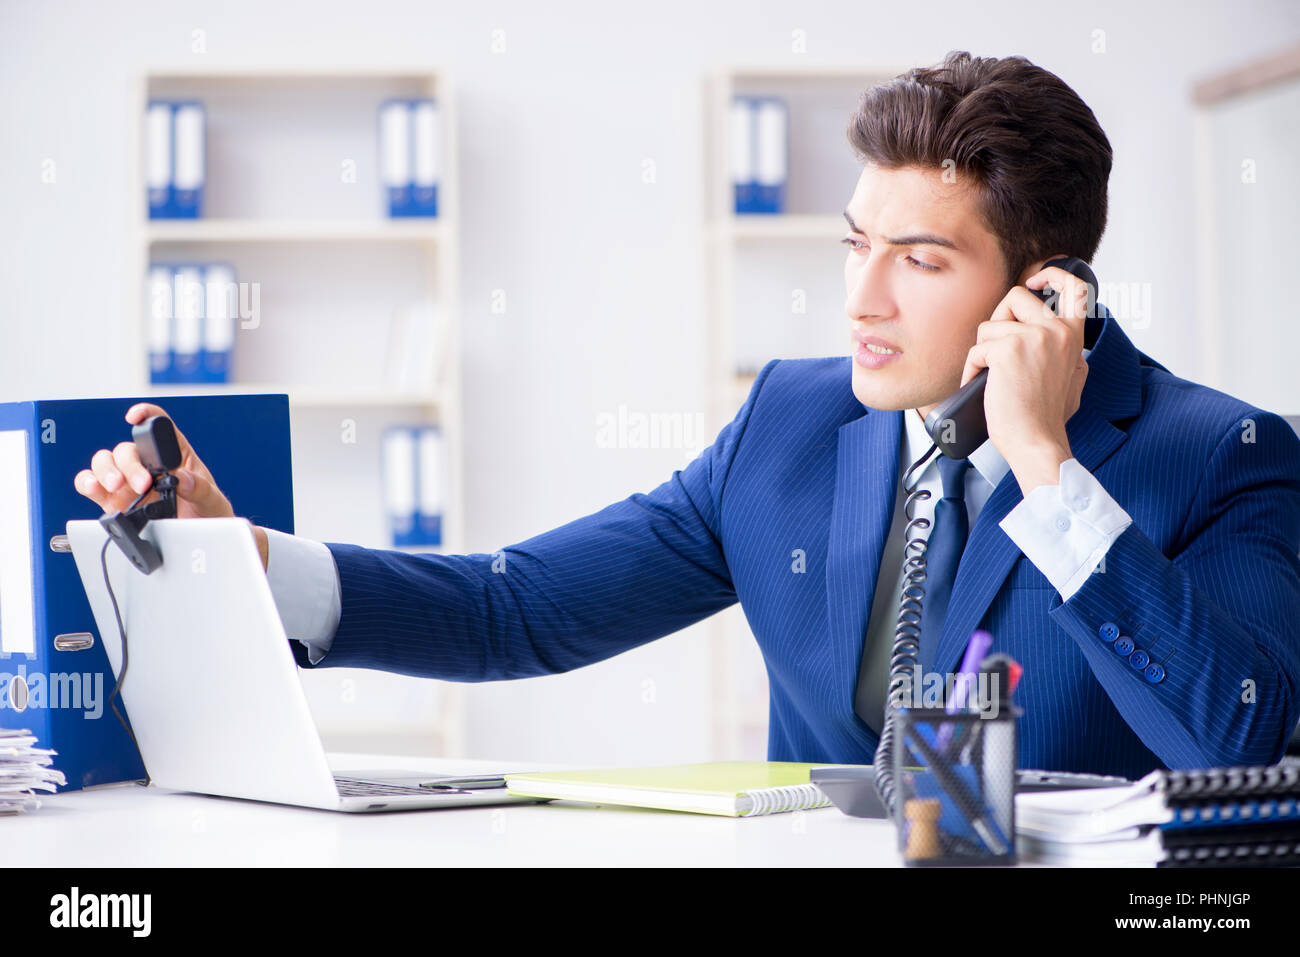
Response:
[66,518,343,810]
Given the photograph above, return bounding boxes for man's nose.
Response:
[845,253,894,321]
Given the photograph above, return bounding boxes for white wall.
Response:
[2,0,1297,765]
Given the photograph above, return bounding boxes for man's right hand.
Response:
[72,403,271,570]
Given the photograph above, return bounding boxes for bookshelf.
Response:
[702,65,906,758]
[129,68,464,757]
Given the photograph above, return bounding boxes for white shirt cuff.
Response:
[998,458,1132,601]
[263,527,342,665]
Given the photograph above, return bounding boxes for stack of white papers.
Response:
[0,728,66,814]
[1015,774,1170,866]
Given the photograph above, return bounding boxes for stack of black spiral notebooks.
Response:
[1015,762,1300,867]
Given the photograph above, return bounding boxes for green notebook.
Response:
[504,761,846,817]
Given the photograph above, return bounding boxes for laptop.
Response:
[65,517,546,813]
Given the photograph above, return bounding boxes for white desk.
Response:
[6,752,906,867]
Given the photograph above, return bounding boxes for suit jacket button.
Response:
[1099,622,1120,642]
[1129,649,1150,669]
[1115,636,1135,655]
[1144,663,1166,683]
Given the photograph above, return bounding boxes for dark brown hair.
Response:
[846,51,1112,287]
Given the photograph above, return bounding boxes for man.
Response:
[77,52,1300,780]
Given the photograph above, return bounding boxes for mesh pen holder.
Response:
[894,706,1020,866]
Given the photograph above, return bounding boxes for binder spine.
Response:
[146,264,173,384]
[379,99,413,218]
[415,425,443,546]
[170,102,205,219]
[171,266,203,383]
[0,406,54,779]
[411,99,439,217]
[382,427,419,546]
[145,101,173,218]
[753,97,788,215]
[202,263,236,383]
[730,97,755,214]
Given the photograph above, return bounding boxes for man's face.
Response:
[843,163,1015,418]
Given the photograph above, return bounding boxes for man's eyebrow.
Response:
[842,210,960,251]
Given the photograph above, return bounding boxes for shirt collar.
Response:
[900,346,1092,489]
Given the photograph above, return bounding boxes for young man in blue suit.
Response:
[78,52,1300,781]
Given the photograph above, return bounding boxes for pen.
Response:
[936,628,994,752]
[947,654,1021,763]
[949,628,994,714]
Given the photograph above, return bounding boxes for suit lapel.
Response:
[929,307,1144,674]
[929,403,1130,674]
[826,407,903,713]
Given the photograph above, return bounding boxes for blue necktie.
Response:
[917,455,972,675]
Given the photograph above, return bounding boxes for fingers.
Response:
[172,466,235,518]
[73,404,233,519]
[125,402,194,458]
[112,440,153,495]
[75,447,155,515]
[987,285,1059,327]
[979,280,1083,359]
[1025,265,1092,328]
[976,311,1050,345]
[90,448,128,496]
[125,402,169,425]
[960,340,991,388]
[73,469,110,509]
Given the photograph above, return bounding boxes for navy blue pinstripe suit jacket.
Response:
[291,308,1300,780]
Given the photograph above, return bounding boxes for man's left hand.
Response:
[960,263,1091,495]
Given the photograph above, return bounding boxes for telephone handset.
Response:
[922,256,1099,460]
[870,255,1099,825]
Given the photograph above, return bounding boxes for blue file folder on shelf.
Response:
[147,263,236,384]
[201,263,236,383]
[145,101,172,218]
[416,425,443,545]
[145,101,205,219]
[171,264,203,381]
[0,394,294,790]
[379,98,439,218]
[731,96,788,215]
[383,425,443,546]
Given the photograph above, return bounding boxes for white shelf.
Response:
[145,219,445,244]
[145,67,442,83]
[701,66,906,758]
[144,382,443,408]
[130,67,466,758]
[716,214,845,241]
[724,63,915,82]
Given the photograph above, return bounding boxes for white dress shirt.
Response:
[263,529,340,665]
[265,353,1134,691]
[855,353,1133,731]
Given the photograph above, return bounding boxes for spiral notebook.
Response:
[1017,762,1300,867]
[503,761,839,817]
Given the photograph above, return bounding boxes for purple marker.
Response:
[936,629,995,751]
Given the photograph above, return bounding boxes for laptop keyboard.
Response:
[333,775,451,797]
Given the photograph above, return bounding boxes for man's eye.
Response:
[841,237,939,273]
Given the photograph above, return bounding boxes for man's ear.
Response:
[1017,253,1068,287]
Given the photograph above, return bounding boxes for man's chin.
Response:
[851,365,920,412]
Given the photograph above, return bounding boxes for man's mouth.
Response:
[853,333,903,356]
